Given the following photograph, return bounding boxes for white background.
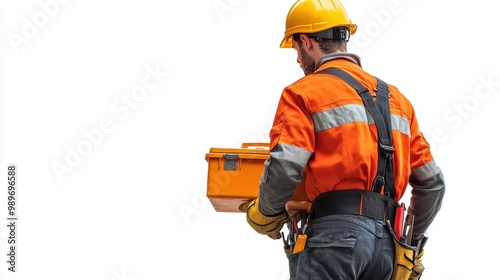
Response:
[1,0,499,279]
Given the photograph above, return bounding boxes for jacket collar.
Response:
[315,53,362,71]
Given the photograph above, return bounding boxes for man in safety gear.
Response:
[239,0,445,279]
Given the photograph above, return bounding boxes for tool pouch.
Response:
[408,250,425,279]
[388,222,417,280]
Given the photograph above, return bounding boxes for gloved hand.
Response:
[409,249,425,280]
[239,198,288,240]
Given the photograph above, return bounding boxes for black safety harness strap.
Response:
[316,67,395,198]
[307,67,398,223]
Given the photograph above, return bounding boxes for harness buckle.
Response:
[372,176,385,192]
[380,143,394,160]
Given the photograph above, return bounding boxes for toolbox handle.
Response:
[241,142,270,149]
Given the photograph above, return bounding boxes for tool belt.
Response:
[308,190,399,224]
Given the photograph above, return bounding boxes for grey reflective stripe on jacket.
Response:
[312,104,410,136]
[409,159,446,239]
[258,143,312,215]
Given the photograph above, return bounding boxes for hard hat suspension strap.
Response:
[307,26,350,42]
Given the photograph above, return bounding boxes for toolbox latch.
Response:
[224,153,238,171]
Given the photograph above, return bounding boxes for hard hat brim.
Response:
[280,36,293,48]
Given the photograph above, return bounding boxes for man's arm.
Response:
[258,87,314,216]
[408,160,446,239]
[259,143,311,215]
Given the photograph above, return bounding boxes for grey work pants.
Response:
[288,214,394,280]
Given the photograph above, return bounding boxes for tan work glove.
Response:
[409,250,425,279]
[239,198,288,240]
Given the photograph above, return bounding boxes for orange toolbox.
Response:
[205,143,309,213]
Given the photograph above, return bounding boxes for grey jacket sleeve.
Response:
[258,143,311,216]
[408,159,446,240]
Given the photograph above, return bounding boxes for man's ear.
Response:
[299,34,313,50]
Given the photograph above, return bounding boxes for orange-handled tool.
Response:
[394,203,405,239]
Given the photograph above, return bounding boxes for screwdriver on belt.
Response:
[400,213,414,245]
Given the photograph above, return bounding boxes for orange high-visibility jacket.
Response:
[259,54,445,238]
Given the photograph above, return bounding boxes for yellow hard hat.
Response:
[280,0,357,48]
